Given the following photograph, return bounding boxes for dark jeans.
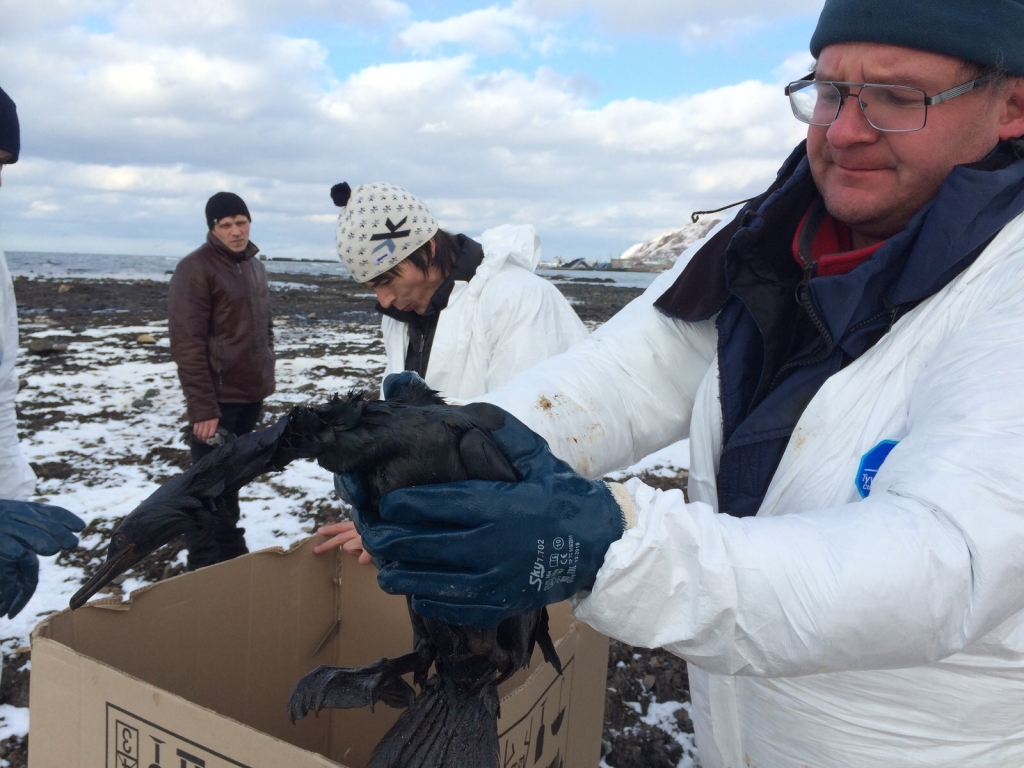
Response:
[186,401,262,570]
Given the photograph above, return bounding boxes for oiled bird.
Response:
[70,374,560,768]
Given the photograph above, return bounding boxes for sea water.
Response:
[4,251,661,289]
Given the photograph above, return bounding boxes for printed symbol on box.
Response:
[106,703,251,768]
[856,440,899,498]
[115,721,140,768]
[177,748,207,768]
[148,737,165,768]
[552,537,564,551]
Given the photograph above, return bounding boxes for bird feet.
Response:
[287,654,423,722]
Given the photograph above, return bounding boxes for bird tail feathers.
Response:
[368,675,500,768]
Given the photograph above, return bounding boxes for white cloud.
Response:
[0,3,808,261]
[522,0,825,40]
[0,0,409,40]
[397,4,545,55]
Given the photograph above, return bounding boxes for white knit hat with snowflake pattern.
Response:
[331,182,439,282]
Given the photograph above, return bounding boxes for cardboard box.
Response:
[29,538,609,767]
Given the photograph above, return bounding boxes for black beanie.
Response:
[0,85,20,163]
[205,192,251,229]
[811,0,1024,76]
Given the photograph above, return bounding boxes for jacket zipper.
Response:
[242,261,264,394]
[767,261,835,393]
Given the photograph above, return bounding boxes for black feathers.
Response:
[71,378,560,767]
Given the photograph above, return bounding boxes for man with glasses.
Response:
[341,1,1024,764]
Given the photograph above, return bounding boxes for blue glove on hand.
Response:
[360,410,626,627]
[0,500,85,618]
[333,471,377,530]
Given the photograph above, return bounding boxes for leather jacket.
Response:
[168,232,275,423]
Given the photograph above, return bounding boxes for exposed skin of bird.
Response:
[70,377,561,768]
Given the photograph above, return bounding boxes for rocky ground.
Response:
[1,272,697,767]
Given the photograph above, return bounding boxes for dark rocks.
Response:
[603,639,698,767]
[29,461,74,480]
[1,649,31,707]
[26,338,68,354]
[605,723,684,768]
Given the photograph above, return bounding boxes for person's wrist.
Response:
[605,481,636,530]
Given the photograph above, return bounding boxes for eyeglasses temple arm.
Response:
[925,72,996,106]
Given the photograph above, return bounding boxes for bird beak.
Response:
[69,543,144,610]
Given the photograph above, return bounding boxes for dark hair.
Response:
[958,61,1009,90]
[367,229,459,286]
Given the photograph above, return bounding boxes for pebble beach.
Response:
[2,267,698,768]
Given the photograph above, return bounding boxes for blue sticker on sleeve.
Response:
[856,440,899,498]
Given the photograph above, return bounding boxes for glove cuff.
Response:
[605,482,636,531]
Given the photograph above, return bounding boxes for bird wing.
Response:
[458,428,518,484]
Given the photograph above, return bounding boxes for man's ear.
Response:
[998,77,1024,141]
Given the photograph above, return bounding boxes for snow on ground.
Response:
[5,316,386,652]
[0,704,29,742]
[606,439,690,480]
[6,302,694,761]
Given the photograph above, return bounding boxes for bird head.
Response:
[70,489,205,610]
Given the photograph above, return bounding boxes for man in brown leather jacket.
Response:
[168,192,275,569]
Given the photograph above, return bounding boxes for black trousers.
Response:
[186,401,262,570]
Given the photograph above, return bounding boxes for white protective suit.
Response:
[0,252,34,500]
[482,211,1024,766]
[380,224,588,399]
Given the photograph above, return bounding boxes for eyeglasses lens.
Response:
[789,82,927,132]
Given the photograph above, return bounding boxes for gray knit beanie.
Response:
[810,0,1024,76]
[332,182,439,283]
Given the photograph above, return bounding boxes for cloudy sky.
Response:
[0,0,823,261]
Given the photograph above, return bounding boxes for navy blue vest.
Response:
[655,139,1024,517]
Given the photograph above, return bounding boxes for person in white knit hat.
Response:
[316,181,588,560]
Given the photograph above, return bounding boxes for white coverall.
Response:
[380,225,588,400]
[0,252,34,500]
[482,212,1024,766]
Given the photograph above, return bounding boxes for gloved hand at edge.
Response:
[0,500,85,619]
[360,408,631,627]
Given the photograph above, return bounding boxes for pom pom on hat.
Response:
[331,182,352,208]
[334,182,439,283]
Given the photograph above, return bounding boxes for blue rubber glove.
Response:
[360,410,626,627]
[334,467,390,572]
[0,500,85,618]
[333,471,377,530]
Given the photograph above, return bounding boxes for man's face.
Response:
[366,258,444,315]
[808,43,1012,245]
[211,215,251,253]
[0,149,13,188]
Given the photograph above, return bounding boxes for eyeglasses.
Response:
[785,71,996,133]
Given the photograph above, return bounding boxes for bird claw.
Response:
[287,659,418,723]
